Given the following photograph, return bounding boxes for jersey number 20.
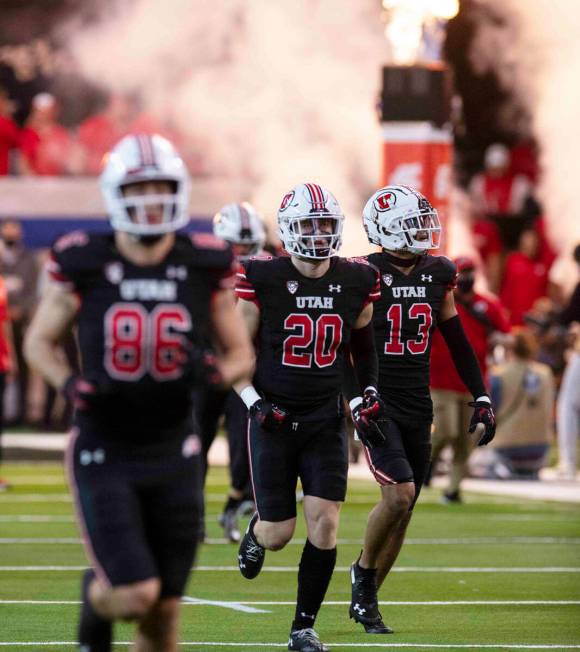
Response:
[104,303,192,381]
[282,313,343,368]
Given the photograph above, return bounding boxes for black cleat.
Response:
[288,628,329,651]
[78,569,112,651]
[238,512,265,579]
[440,490,462,504]
[218,507,241,543]
[349,562,393,634]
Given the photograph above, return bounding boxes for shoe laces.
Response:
[245,538,264,563]
[292,628,320,644]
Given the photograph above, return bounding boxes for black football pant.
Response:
[194,387,251,494]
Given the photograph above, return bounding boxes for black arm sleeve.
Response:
[438,314,487,398]
[350,322,379,393]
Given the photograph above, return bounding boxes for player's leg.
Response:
[444,394,474,502]
[430,389,455,486]
[220,391,253,542]
[238,415,298,578]
[557,352,580,478]
[133,597,180,652]
[136,440,202,650]
[350,418,416,634]
[286,418,347,651]
[65,429,163,650]
[375,421,431,586]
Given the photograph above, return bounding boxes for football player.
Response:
[24,134,254,652]
[234,182,384,652]
[348,185,496,635]
[197,202,267,542]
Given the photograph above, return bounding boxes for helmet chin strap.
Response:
[381,250,420,267]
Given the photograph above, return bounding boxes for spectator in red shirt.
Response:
[0,86,20,176]
[19,93,73,176]
[429,256,511,503]
[500,227,551,326]
[472,217,503,294]
[0,274,16,490]
[76,94,139,175]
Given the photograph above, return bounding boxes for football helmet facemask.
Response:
[362,185,441,255]
[278,183,344,260]
[100,133,190,236]
[213,202,266,260]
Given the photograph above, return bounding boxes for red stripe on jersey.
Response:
[362,445,397,486]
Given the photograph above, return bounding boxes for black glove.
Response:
[250,399,289,433]
[179,344,223,389]
[62,375,98,412]
[468,399,496,446]
[351,388,387,448]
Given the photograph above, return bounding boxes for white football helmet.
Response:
[213,202,266,259]
[277,183,344,259]
[362,185,441,254]
[100,133,190,235]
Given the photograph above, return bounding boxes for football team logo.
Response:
[382,273,393,287]
[104,262,123,285]
[279,191,295,211]
[287,280,299,294]
[374,191,396,212]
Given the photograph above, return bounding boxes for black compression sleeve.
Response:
[350,321,379,392]
[438,314,487,398]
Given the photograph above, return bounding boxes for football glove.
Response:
[468,398,496,446]
[62,375,98,412]
[351,388,387,449]
[249,399,289,433]
[179,343,223,389]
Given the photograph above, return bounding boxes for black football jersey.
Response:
[236,256,380,417]
[48,231,235,441]
[366,252,457,423]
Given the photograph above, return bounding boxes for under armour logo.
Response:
[329,284,341,293]
[421,274,432,282]
[292,422,299,431]
[167,265,187,281]
[353,603,366,615]
[238,555,246,569]
[79,448,105,466]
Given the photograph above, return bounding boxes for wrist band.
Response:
[240,385,261,409]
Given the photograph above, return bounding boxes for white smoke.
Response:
[470,0,580,270]
[63,0,389,255]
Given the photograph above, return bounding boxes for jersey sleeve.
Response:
[347,257,381,308]
[439,256,458,290]
[189,233,236,293]
[235,261,258,303]
[46,231,92,291]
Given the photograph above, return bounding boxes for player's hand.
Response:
[179,344,224,389]
[351,388,387,449]
[468,398,496,446]
[62,375,98,412]
[249,399,289,433]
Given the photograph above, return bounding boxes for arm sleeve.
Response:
[438,314,487,398]
[350,321,379,393]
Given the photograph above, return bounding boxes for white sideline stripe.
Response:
[0,643,579,649]
[182,595,270,613]
[1,536,580,545]
[2,566,580,574]
[2,599,579,606]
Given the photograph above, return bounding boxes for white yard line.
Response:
[0,642,579,649]
[182,595,269,613]
[1,565,580,573]
[1,536,579,545]
[2,599,579,606]
[0,515,74,522]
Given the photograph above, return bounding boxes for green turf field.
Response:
[1,462,579,650]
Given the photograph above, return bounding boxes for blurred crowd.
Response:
[0,87,207,178]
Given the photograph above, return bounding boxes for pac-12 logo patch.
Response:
[287,280,299,294]
[280,191,295,211]
[382,273,393,287]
